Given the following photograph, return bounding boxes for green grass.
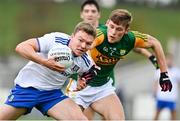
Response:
[0,1,179,56]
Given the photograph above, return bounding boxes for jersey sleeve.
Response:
[36,32,56,53]
[132,31,148,48]
[92,28,105,48]
[37,32,70,54]
[77,53,95,76]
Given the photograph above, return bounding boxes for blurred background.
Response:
[0,0,180,120]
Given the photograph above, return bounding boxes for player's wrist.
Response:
[148,55,159,69]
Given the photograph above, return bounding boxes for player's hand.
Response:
[159,72,172,92]
[149,55,159,69]
[81,65,100,84]
[44,58,66,72]
[75,78,87,91]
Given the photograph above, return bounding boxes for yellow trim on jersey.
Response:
[65,78,74,95]
[132,31,148,48]
[91,29,105,48]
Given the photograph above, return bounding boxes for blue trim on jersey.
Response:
[81,53,91,67]
[55,37,69,45]
[5,85,68,115]
[36,38,41,52]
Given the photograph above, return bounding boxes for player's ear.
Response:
[80,12,83,20]
[125,27,130,34]
[70,33,74,40]
[97,12,101,19]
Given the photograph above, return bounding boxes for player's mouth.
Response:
[76,49,85,55]
[109,36,115,40]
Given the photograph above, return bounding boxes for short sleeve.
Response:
[37,33,55,53]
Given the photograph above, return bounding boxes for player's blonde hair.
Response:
[109,9,132,28]
[74,21,96,38]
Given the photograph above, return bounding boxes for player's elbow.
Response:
[148,35,162,49]
[15,43,23,54]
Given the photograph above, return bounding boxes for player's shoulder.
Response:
[40,32,70,40]
[120,31,136,44]
[75,53,92,68]
[50,32,70,46]
[50,32,70,39]
[97,24,107,30]
[97,25,107,34]
[130,31,148,40]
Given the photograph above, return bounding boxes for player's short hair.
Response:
[74,21,96,38]
[81,0,100,12]
[109,9,133,28]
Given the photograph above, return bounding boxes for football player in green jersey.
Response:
[74,9,172,120]
[66,0,159,120]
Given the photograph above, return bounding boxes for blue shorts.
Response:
[156,99,176,111]
[5,85,68,115]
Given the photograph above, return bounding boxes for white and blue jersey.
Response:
[5,32,94,115]
[14,32,94,91]
[155,67,180,110]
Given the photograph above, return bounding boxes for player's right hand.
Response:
[159,72,172,92]
[81,65,100,84]
[43,58,66,72]
[75,78,87,91]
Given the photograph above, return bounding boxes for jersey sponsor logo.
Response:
[55,55,71,62]
[96,53,119,65]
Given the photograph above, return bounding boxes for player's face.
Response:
[70,30,94,56]
[106,20,128,43]
[81,4,100,27]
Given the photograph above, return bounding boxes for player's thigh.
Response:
[47,98,87,120]
[91,94,125,120]
[83,107,96,120]
[0,104,27,120]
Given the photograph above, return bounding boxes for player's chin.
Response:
[74,50,85,56]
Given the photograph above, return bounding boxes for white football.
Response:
[48,45,73,68]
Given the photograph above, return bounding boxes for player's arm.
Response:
[133,48,159,69]
[15,38,65,72]
[15,38,44,64]
[134,32,172,92]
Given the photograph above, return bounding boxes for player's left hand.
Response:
[75,78,87,91]
[81,65,100,84]
[159,72,172,92]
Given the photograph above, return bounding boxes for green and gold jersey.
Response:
[89,25,148,87]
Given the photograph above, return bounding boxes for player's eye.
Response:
[110,25,114,29]
[84,10,89,13]
[91,10,97,14]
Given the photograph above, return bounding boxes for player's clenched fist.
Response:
[159,72,172,92]
[81,65,100,84]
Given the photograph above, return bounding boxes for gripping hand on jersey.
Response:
[159,72,172,92]
[76,65,100,91]
[81,65,100,84]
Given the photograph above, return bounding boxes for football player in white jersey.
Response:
[153,53,180,120]
[0,21,97,120]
